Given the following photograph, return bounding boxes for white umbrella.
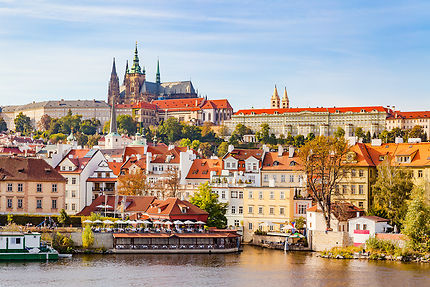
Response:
[103,220,114,224]
[195,221,206,224]
[135,220,145,224]
[173,220,183,225]
[164,221,173,225]
[96,204,113,209]
[116,220,126,224]
[83,219,93,223]
[143,220,152,224]
[153,220,163,225]
[93,219,103,224]
[126,220,136,224]
[281,225,294,230]
[184,220,194,225]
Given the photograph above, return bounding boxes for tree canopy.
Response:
[189,182,228,228]
[14,112,32,134]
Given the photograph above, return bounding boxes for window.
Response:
[17,198,23,209]
[289,175,294,182]
[355,224,360,230]
[7,198,12,208]
[238,191,243,199]
[418,170,423,178]
[71,178,76,185]
[359,170,364,177]
[65,178,68,184]
[239,206,243,214]
[359,202,364,208]
[248,206,253,214]
[280,191,285,200]
[248,191,253,199]
[269,207,274,215]
[65,203,68,210]
[362,224,367,230]
[231,191,237,198]
[15,238,21,244]
[68,166,72,171]
[52,199,57,209]
[226,162,231,168]
[280,207,285,215]
[280,175,285,182]
[342,185,347,194]
[17,183,23,192]
[359,185,364,195]
[272,175,277,182]
[258,207,263,214]
[72,203,76,211]
[259,191,263,200]
[37,183,42,192]
[269,191,274,200]
[269,225,274,231]
[231,206,236,214]
[351,185,356,194]
[36,199,42,209]
[221,191,226,199]
[234,220,240,227]
[7,184,12,192]
[52,184,57,193]
[72,191,76,198]
[248,222,253,230]
[298,204,307,215]
[263,175,268,182]
[351,169,356,177]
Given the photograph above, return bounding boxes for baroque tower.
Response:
[270,85,280,108]
[124,42,146,104]
[281,87,289,109]
[108,58,120,105]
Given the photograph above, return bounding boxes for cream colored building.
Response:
[386,111,430,140]
[225,88,389,137]
[1,100,111,131]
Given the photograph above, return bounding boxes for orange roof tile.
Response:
[186,158,222,179]
[261,151,303,171]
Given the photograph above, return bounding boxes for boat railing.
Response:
[114,243,236,250]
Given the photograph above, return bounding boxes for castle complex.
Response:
[108,43,197,105]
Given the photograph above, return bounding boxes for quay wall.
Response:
[310,230,352,251]
[70,232,113,249]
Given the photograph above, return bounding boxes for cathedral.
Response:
[108,43,198,105]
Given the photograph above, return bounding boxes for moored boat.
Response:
[0,232,59,261]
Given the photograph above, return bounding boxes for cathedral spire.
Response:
[270,85,280,109]
[108,57,120,106]
[123,60,129,85]
[130,42,142,74]
[156,58,161,84]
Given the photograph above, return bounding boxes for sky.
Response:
[0,0,429,111]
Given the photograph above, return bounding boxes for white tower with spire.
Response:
[270,85,280,108]
[105,101,122,149]
[281,87,289,109]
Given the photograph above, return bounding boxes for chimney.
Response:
[228,144,234,153]
[136,154,142,160]
[168,144,175,150]
[371,139,382,146]
[395,137,403,144]
[356,211,360,218]
[278,145,284,157]
[288,146,295,158]
[262,144,269,153]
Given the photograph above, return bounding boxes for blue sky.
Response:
[0,0,429,111]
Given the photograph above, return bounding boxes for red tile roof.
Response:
[234,106,389,116]
[389,111,430,120]
[108,162,123,176]
[146,198,208,221]
[261,151,303,171]
[77,195,156,216]
[201,99,232,110]
[224,148,264,161]
[186,158,222,179]
[153,98,204,110]
[0,157,66,182]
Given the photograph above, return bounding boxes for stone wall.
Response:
[310,230,352,251]
[375,233,408,249]
[70,232,114,249]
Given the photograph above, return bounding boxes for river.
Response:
[1,246,429,287]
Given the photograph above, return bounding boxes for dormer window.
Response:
[379,155,385,161]
[181,207,187,213]
[290,161,296,166]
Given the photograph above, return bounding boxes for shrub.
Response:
[82,225,94,248]
[0,214,82,227]
[52,232,74,253]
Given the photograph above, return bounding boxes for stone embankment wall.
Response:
[70,232,113,249]
[375,233,408,248]
[252,234,287,246]
[310,230,352,251]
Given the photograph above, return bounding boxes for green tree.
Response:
[294,134,305,147]
[334,127,345,138]
[182,125,202,141]
[37,114,52,131]
[58,209,71,227]
[191,139,201,150]
[285,132,294,145]
[255,123,270,143]
[217,125,229,137]
[14,112,32,134]
[79,118,100,135]
[379,129,395,143]
[87,134,101,148]
[294,217,306,230]
[179,138,192,147]
[408,125,427,142]
[161,117,183,143]
[117,114,137,135]
[7,214,13,225]
[232,124,252,142]
[402,185,430,252]
[0,117,7,132]
[217,142,229,157]
[189,182,228,228]
[82,225,94,248]
[76,132,88,147]
[49,133,67,144]
[305,133,315,142]
[198,142,212,158]
[103,120,110,134]
[354,127,365,139]
[363,131,371,143]
[370,157,414,228]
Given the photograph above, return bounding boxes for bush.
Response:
[52,232,74,253]
[366,237,397,254]
[82,225,94,248]
[0,214,82,227]
[254,229,267,236]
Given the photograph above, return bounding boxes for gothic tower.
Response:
[281,87,289,109]
[124,42,146,104]
[107,58,120,105]
[270,85,280,109]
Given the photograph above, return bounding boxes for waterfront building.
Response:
[1,100,110,131]
[86,160,121,200]
[56,149,106,214]
[0,157,66,215]
[108,43,197,105]
[224,87,390,137]
[386,111,430,140]
[348,216,390,246]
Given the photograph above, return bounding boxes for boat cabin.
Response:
[0,232,41,251]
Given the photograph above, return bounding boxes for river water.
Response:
[1,246,429,287]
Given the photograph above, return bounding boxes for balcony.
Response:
[92,187,115,192]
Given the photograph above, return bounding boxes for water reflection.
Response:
[0,246,429,287]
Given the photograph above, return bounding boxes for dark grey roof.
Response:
[161,81,195,94]
[140,81,160,94]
